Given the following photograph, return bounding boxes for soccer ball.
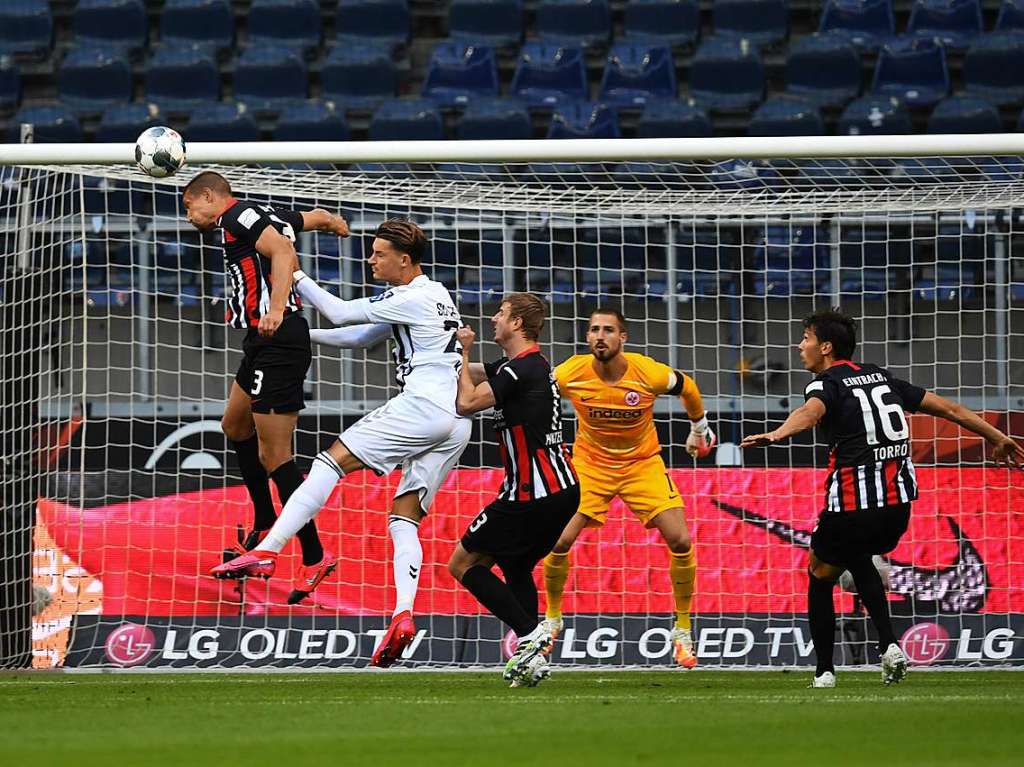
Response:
[135,126,186,178]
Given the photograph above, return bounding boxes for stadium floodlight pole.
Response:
[7,134,1024,165]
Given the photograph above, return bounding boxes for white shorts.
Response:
[339,392,472,513]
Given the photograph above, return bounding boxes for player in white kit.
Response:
[212,219,472,667]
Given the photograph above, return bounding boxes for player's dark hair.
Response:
[591,307,627,332]
[503,292,546,341]
[804,309,857,360]
[375,219,426,264]
[182,170,232,198]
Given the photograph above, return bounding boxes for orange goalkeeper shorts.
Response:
[575,452,682,528]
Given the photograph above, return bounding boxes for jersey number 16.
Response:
[851,385,910,445]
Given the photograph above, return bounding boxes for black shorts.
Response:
[461,486,580,566]
[234,313,311,414]
[811,503,911,567]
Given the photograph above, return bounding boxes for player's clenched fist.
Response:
[258,308,283,336]
[311,208,350,238]
[457,325,476,350]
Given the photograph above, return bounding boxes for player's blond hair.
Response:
[502,292,546,341]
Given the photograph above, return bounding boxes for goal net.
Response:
[5,146,1023,670]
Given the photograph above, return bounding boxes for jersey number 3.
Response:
[851,385,909,445]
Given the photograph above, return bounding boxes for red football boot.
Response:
[370,610,416,667]
[287,551,338,605]
[210,550,277,580]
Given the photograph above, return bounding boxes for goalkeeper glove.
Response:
[686,416,717,458]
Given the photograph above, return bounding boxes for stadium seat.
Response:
[336,0,411,49]
[161,0,234,53]
[72,0,147,52]
[82,174,145,216]
[456,98,532,140]
[623,0,700,49]
[58,46,133,112]
[963,33,1024,107]
[838,95,912,134]
[186,102,260,141]
[784,33,861,108]
[95,103,160,142]
[248,0,321,56]
[598,43,677,108]
[421,43,500,107]
[449,0,523,48]
[510,42,588,108]
[995,0,1024,30]
[0,58,21,114]
[547,101,620,138]
[689,37,765,112]
[321,43,397,111]
[7,105,82,143]
[752,226,828,296]
[273,101,349,141]
[368,99,444,141]
[818,0,896,52]
[713,0,789,48]
[536,0,612,50]
[145,46,220,111]
[234,46,308,111]
[889,157,960,187]
[749,96,824,136]
[636,98,711,137]
[870,38,949,108]
[906,0,982,52]
[0,1,53,57]
[927,95,1001,133]
[708,158,783,190]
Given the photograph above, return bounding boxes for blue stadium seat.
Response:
[0,58,21,113]
[870,38,949,108]
[510,42,588,108]
[636,98,711,137]
[623,0,700,49]
[749,96,823,136]
[838,95,912,134]
[818,0,896,52]
[321,43,397,111]
[995,0,1024,30]
[536,0,612,50]
[906,0,982,52]
[336,0,410,49]
[547,101,620,138]
[145,46,220,111]
[369,99,444,140]
[58,46,133,112]
[273,101,349,141]
[708,159,783,190]
[421,43,499,107]
[82,174,145,216]
[598,43,677,108]
[249,0,321,56]
[752,226,828,296]
[449,0,523,48]
[95,103,160,142]
[186,103,260,141]
[784,33,861,108]
[456,98,532,139]
[689,37,765,112]
[713,0,789,48]
[963,33,1024,106]
[7,105,82,143]
[234,46,308,111]
[73,0,147,52]
[161,0,234,53]
[927,95,1001,133]
[0,1,53,57]
[889,157,959,186]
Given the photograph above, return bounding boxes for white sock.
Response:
[389,515,422,616]
[260,452,344,554]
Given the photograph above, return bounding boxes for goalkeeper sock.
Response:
[270,460,323,566]
[808,571,837,675]
[233,435,276,530]
[846,556,896,655]
[388,516,422,616]
[543,551,570,619]
[460,565,537,638]
[670,546,697,631]
[261,451,343,554]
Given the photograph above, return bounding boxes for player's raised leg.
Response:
[650,506,697,669]
[221,381,278,545]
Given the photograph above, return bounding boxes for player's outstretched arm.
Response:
[255,226,300,337]
[455,326,496,415]
[741,398,826,448]
[300,209,350,238]
[292,269,371,326]
[671,371,716,458]
[917,392,1024,468]
[310,323,390,349]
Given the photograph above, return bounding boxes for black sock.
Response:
[460,565,538,638]
[501,559,539,620]
[808,570,837,675]
[846,557,896,655]
[233,435,276,530]
[270,460,324,566]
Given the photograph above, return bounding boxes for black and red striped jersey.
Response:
[804,360,926,513]
[484,345,578,503]
[217,200,304,329]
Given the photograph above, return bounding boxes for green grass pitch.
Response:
[3,671,1021,766]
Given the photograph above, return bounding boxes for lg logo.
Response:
[104,623,156,667]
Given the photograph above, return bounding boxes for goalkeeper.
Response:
[543,308,715,668]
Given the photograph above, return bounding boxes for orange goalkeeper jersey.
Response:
[555,352,676,468]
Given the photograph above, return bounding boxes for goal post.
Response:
[3,135,1023,670]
